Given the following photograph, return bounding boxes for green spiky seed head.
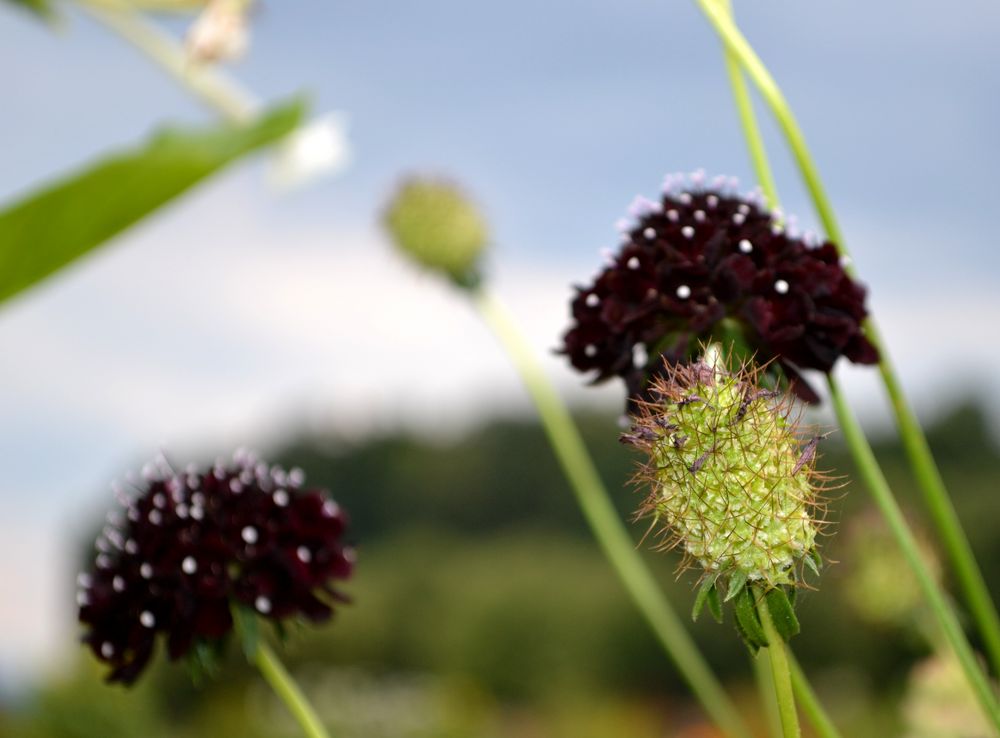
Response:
[383,177,488,288]
[625,354,826,594]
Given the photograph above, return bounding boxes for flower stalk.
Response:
[697,0,1000,682]
[754,586,800,738]
[253,642,331,738]
[472,288,752,738]
[78,1,258,123]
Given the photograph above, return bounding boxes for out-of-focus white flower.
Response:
[186,0,252,64]
[270,113,352,190]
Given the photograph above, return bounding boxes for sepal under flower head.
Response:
[562,172,878,406]
[623,352,828,595]
[77,450,354,684]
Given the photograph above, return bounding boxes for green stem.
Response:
[696,0,1000,679]
[788,653,843,738]
[753,651,784,738]
[252,642,331,738]
[715,0,779,210]
[77,2,259,123]
[472,288,752,738]
[828,377,1000,731]
[754,587,800,738]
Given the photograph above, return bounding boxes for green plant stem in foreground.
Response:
[473,288,753,738]
[788,654,843,738]
[754,587,800,738]
[753,650,784,738]
[696,0,1000,680]
[828,377,1000,731]
[79,3,258,123]
[253,642,331,738]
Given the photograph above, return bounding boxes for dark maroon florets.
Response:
[77,450,354,684]
[561,174,878,404]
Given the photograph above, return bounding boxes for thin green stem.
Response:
[753,651,784,738]
[77,2,259,123]
[788,653,843,738]
[828,377,1000,731]
[715,0,778,210]
[472,288,752,738]
[252,642,331,738]
[696,0,1000,679]
[754,587,800,738]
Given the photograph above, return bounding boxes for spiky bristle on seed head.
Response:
[624,350,832,594]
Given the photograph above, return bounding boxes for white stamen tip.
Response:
[322,500,340,518]
[666,209,679,222]
[182,556,198,575]
[739,239,753,254]
[273,490,289,507]
[585,293,600,307]
[676,284,692,300]
[694,210,706,222]
[297,546,312,563]
[241,526,258,544]
[255,596,272,614]
[140,611,155,628]
[101,642,114,659]
[681,226,695,239]
[584,344,598,358]
[627,256,640,269]
[643,227,656,240]
[732,213,746,226]
[775,279,790,294]
[140,563,153,579]
[113,576,125,592]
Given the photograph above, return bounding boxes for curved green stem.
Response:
[696,0,1000,679]
[788,653,843,738]
[715,0,778,210]
[253,642,331,738]
[753,651,784,738]
[754,587,800,738]
[473,288,752,738]
[77,2,259,123]
[828,377,1000,731]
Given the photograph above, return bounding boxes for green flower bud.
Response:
[383,177,488,288]
[624,356,825,593]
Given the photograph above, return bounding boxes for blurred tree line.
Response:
[3,399,997,738]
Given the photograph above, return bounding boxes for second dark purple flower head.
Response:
[561,173,878,404]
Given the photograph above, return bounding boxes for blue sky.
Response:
[1,0,998,683]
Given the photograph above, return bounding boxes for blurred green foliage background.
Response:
[2,400,996,738]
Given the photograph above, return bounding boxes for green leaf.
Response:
[706,582,723,624]
[724,570,748,602]
[765,587,801,641]
[692,578,716,622]
[3,0,57,22]
[187,639,223,685]
[805,549,822,578]
[231,605,260,660]
[0,99,304,306]
[734,585,769,649]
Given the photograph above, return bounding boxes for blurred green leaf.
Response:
[0,99,304,306]
[2,0,56,21]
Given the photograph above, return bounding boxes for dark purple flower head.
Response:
[561,172,878,404]
[77,450,354,685]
